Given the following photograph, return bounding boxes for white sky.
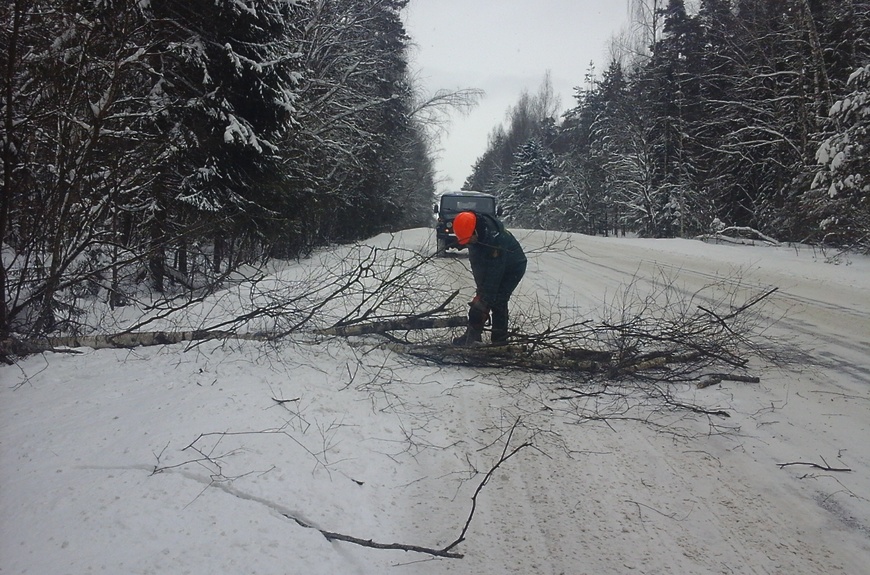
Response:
[402,0,632,193]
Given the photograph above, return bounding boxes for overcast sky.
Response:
[402,0,632,193]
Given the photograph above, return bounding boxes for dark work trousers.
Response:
[483,260,527,343]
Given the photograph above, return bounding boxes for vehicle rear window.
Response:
[440,196,495,214]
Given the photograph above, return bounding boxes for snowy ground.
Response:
[2,228,869,575]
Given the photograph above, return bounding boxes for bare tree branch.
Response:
[777,459,852,472]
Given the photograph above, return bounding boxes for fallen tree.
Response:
[380,285,778,390]
[3,280,778,393]
[0,313,468,359]
[696,224,781,246]
[0,243,459,361]
[2,240,783,398]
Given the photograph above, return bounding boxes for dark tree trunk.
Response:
[149,184,166,293]
[1,0,23,336]
[213,233,224,275]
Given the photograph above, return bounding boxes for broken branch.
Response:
[697,373,761,389]
[317,315,467,337]
[442,418,532,554]
[281,417,533,559]
[777,458,851,472]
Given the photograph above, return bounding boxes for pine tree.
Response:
[806,64,870,250]
[501,138,556,228]
[637,0,708,236]
[463,75,560,210]
[543,65,608,234]
[145,0,307,274]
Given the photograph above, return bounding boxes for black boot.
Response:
[490,301,509,344]
[452,326,482,346]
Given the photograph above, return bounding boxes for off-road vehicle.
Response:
[433,191,499,255]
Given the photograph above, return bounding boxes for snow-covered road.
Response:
[434,230,870,574]
[520,231,870,360]
[2,229,869,574]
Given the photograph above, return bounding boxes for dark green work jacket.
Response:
[467,213,527,304]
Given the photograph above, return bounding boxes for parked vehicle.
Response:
[433,191,499,255]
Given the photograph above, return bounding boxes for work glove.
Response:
[468,295,490,329]
[470,295,489,313]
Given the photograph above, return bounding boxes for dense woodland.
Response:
[465,0,870,248]
[2,0,441,336]
[1,0,869,339]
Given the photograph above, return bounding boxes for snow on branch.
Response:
[697,222,780,246]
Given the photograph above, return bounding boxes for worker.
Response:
[451,211,527,345]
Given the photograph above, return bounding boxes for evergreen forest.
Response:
[465,0,870,250]
[2,0,437,336]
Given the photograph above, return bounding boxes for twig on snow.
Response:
[282,417,533,559]
[697,373,761,389]
[777,457,851,472]
[441,417,532,554]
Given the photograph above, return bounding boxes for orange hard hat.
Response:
[453,211,477,245]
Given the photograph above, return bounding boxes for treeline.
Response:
[464,0,870,247]
[1,0,437,336]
